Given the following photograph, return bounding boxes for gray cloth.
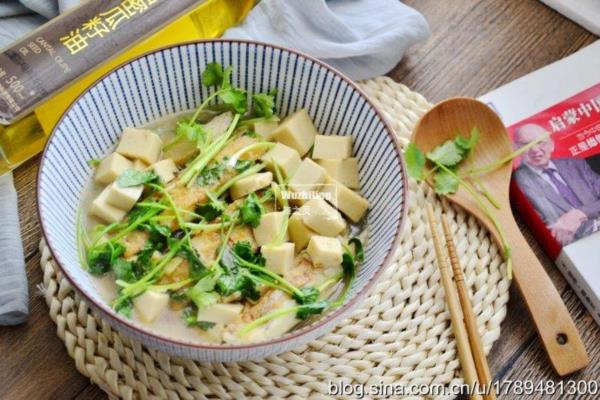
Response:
[223,0,430,81]
[514,158,600,239]
[0,173,27,325]
[0,0,82,325]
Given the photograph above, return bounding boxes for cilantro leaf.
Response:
[197,164,224,186]
[202,63,224,87]
[296,300,328,320]
[239,193,264,228]
[115,297,133,318]
[87,159,100,168]
[292,287,320,305]
[186,276,219,309]
[232,241,265,266]
[454,127,480,155]
[252,91,276,118]
[433,169,459,194]
[234,159,254,173]
[178,244,209,280]
[176,120,208,144]
[112,258,136,282]
[195,203,223,222]
[405,142,426,181]
[88,242,125,276]
[219,87,247,114]
[426,140,464,167]
[348,238,364,263]
[117,169,159,187]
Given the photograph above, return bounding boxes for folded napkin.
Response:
[224,0,430,81]
[0,0,428,325]
[540,0,600,36]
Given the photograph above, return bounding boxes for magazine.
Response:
[479,40,600,326]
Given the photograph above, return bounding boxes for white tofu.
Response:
[307,236,343,268]
[261,242,295,275]
[288,212,317,251]
[90,186,127,223]
[106,181,143,211]
[196,303,243,325]
[151,158,178,184]
[272,109,318,156]
[260,143,301,179]
[205,112,234,138]
[253,121,279,140]
[116,127,163,164]
[300,198,346,237]
[320,177,369,223]
[132,159,149,171]
[253,211,289,246]
[317,158,360,189]
[134,290,169,323]
[288,158,327,196]
[230,172,273,200]
[312,135,353,159]
[94,152,132,185]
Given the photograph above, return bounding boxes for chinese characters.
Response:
[60,0,159,55]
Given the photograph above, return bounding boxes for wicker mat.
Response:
[39,77,510,400]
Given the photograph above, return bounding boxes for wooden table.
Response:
[1,0,598,398]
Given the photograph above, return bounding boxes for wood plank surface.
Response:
[0,0,598,398]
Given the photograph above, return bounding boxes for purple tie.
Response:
[543,168,582,208]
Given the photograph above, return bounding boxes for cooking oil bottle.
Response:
[0,0,254,175]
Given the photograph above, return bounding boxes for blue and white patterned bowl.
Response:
[38,40,408,362]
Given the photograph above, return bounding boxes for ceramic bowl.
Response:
[38,40,408,362]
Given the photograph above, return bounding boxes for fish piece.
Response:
[123,230,149,258]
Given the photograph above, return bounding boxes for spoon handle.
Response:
[503,216,588,376]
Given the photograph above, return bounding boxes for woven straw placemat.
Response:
[39,76,510,400]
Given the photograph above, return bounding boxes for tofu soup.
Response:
[79,64,369,344]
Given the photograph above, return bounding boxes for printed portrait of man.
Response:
[513,124,600,245]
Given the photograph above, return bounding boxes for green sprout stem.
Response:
[437,163,513,279]
[215,162,266,197]
[463,132,549,178]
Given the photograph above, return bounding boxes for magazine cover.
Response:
[481,41,600,326]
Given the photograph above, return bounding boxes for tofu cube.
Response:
[288,159,327,203]
[300,198,346,237]
[163,139,197,166]
[151,158,178,184]
[261,242,295,275]
[317,158,360,189]
[312,135,353,159]
[253,211,289,246]
[106,181,143,211]
[134,290,169,323]
[288,212,317,250]
[320,177,369,223]
[205,112,233,138]
[307,236,343,268]
[272,109,318,156]
[90,186,127,223]
[196,303,243,325]
[260,143,301,179]
[132,159,149,171]
[230,172,273,200]
[253,121,279,140]
[116,127,163,164]
[94,152,132,185]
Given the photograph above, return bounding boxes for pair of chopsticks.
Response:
[425,204,496,400]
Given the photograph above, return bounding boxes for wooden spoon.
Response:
[412,97,588,376]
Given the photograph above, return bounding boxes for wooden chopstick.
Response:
[426,204,482,400]
[441,215,496,400]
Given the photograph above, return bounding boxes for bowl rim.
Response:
[37,38,409,351]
